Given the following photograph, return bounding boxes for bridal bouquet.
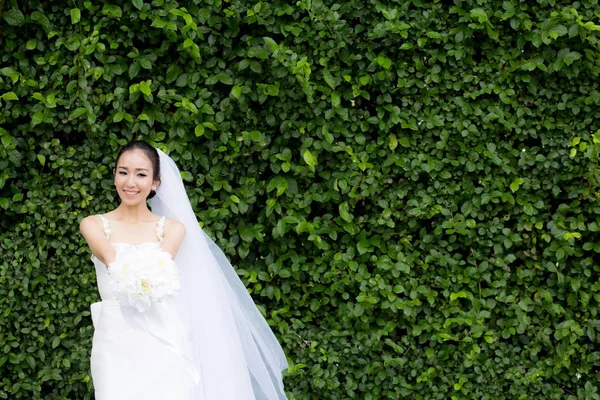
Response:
[108,248,181,312]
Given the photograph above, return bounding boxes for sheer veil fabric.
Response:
[148,148,288,399]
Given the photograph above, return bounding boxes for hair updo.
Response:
[114,140,160,200]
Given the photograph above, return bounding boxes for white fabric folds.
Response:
[148,148,288,400]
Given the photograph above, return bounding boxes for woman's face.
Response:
[113,149,159,204]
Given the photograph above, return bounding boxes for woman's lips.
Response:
[124,190,139,197]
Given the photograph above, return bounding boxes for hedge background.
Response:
[2,0,600,398]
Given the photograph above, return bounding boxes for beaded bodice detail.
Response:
[97,214,166,246]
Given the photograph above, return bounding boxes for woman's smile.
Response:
[123,190,140,197]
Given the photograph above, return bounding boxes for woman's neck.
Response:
[113,204,155,224]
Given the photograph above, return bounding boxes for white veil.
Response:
[148,148,288,399]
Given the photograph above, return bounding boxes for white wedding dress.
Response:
[90,214,200,399]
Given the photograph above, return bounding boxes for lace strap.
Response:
[98,214,111,240]
[156,216,166,242]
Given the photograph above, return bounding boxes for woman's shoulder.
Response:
[79,213,104,229]
[163,216,186,236]
[78,214,107,247]
[163,215,184,228]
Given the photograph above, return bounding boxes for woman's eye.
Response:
[119,172,146,176]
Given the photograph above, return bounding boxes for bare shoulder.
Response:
[79,214,106,251]
[79,214,102,233]
[164,217,186,237]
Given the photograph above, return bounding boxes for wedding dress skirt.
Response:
[90,242,200,400]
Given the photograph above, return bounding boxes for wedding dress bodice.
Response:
[90,215,166,301]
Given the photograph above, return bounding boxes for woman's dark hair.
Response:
[114,140,160,200]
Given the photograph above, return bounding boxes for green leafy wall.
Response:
[2,0,600,398]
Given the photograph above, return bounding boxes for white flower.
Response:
[109,248,180,312]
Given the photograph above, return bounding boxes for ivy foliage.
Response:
[2,0,600,398]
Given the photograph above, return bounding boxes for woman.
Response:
[80,141,288,399]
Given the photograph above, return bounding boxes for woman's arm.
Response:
[79,215,117,266]
[160,218,186,258]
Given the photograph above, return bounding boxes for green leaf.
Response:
[3,9,25,26]
[399,137,410,147]
[31,11,52,32]
[450,291,471,301]
[231,85,242,99]
[353,304,364,317]
[510,178,525,193]
[323,69,337,89]
[250,61,262,73]
[32,111,44,125]
[69,107,87,119]
[568,23,579,38]
[219,74,233,85]
[165,65,181,84]
[569,148,577,158]
[140,58,152,70]
[238,59,250,71]
[469,8,488,23]
[376,55,392,69]
[302,149,317,170]
[331,92,341,107]
[129,62,141,79]
[102,4,122,18]
[389,134,398,150]
[395,262,411,274]
[194,124,205,137]
[549,24,568,39]
[278,269,291,278]
[357,240,372,254]
[140,83,152,96]
[132,0,144,10]
[263,36,278,50]
[563,51,581,66]
[339,202,353,222]
[1,92,18,101]
[267,176,288,196]
[169,8,186,17]
[1,134,14,149]
[70,8,81,24]
[113,111,124,122]
[1,67,19,83]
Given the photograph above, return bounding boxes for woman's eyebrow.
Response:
[117,166,149,171]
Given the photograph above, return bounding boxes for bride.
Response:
[79,141,288,399]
